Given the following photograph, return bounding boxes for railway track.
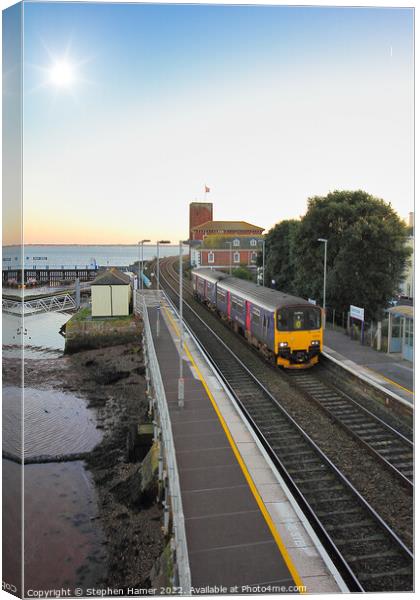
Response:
[166,258,413,488]
[157,257,413,592]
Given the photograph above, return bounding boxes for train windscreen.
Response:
[277,307,321,331]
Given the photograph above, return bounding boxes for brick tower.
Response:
[189,202,213,240]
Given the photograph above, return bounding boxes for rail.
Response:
[159,260,413,593]
[2,293,77,315]
[135,290,191,594]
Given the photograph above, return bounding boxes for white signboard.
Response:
[350,305,365,322]
[308,298,317,305]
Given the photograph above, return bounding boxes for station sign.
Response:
[350,305,365,322]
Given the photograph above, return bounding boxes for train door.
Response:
[227,291,231,319]
[245,301,251,333]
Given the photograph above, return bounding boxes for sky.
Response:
[3,1,414,244]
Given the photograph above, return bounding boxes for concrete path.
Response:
[324,328,413,399]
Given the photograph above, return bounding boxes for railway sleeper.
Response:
[346,551,410,566]
[358,567,413,581]
[297,481,345,494]
[376,447,412,457]
[324,521,379,533]
[270,445,314,456]
[301,486,349,500]
[333,532,392,549]
[368,438,397,446]
[316,507,363,518]
[287,465,329,476]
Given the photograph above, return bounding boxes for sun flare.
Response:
[49,60,75,87]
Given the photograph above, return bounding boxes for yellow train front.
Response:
[192,269,323,369]
[275,304,323,368]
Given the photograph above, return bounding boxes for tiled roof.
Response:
[192,220,264,232]
[92,268,131,286]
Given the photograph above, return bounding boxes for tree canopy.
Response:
[265,190,411,321]
[262,220,300,294]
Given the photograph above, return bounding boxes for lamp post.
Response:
[178,240,187,407]
[226,241,233,275]
[317,238,328,328]
[257,238,266,286]
[156,240,171,294]
[156,240,171,336]
[138,239,151,292]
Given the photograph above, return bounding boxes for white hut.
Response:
[91,268,132,317]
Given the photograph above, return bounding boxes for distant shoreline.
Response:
[3,243,181,247]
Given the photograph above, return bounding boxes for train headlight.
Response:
[279,342,289,348]
[311,340,320,346]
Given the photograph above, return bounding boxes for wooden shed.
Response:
[91,268,132,317]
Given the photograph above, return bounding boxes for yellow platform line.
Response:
[365,367,413,395]
[161,303,305,592]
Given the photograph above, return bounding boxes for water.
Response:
[3,243,182,269]
[3,387,102,459]
[2,309,107,592]
[3,312,71,358]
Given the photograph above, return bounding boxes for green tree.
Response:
[232,266,254,281]
[294,190,411,320]
[260,220,301,293]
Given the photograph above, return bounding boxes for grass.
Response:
[71,307,91,321]
[70,307,135,325]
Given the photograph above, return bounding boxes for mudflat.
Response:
[3,342,164,592]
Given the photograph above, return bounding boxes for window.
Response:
[405,319,413,348]
[250,239,257,247]
[250,251,257,263]
[233,239,240,247]
[208,251,214,263]
[217,289,226,303]
[231,296,244,312]
[233,252,240,263]
[251,308,260,326]
[277,307,321,331]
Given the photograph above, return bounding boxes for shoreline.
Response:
[3,342,164,593]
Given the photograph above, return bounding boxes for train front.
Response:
[275,305,323,368]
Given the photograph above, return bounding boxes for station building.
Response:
[189,202,264,269]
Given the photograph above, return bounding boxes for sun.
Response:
[49,60,75,87]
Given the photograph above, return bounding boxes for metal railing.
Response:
[2,293,77,315]
[136,290,191,593]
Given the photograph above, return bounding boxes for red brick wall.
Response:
[189,203,213,239]
[200,249,259,267]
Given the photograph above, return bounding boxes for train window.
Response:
[217,289,226,302]
[277,311,288,331]
[306,308,321,329]
[277,307,321,331]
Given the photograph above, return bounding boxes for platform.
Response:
[323,328,413,406]
[147,297,347,594]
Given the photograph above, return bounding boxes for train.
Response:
[192,268,323,369]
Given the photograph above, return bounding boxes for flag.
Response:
[205,185,210,193]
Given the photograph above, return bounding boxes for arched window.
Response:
[233,239,240,247]
[251,251,257,263]
[208,251,214,263]
[233,251,240,263]
[250,239,257,246]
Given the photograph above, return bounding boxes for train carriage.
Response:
[192,268,228,307]
[193,268,322,369]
